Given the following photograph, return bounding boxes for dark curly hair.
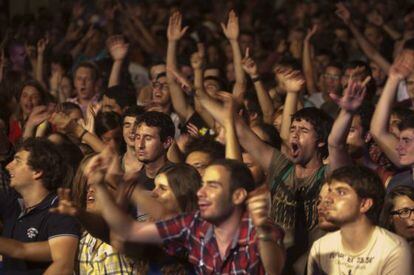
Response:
[135,111,175,142]
[19,137,67,191]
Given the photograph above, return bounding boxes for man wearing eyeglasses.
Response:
[307,165,413,275]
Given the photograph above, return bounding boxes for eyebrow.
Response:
[204,180,223,186]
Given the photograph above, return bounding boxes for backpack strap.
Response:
[270,163,294,196]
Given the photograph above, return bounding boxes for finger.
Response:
[329,92,341,104]
[245,47,250,58]
[361,76,371,87]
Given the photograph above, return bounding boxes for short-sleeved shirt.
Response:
[0,190,81,275]
[387,169,414,192]
[267,150,326,247]
[155,211,284,275]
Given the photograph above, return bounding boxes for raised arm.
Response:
[328,76,370,171]
[302,25,319,95]
[166,12,194,123]
[107,35,129,88]
[336,3,391,73]
[242,48,275,124]
[370,50,414,166]
[367,10,401,41]
[221,10,246,103]
[36,37,48,87]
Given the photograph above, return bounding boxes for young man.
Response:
[67,61,100,115]
[2,138,80,274]
[86,157,285,275]
[308,165,413,274]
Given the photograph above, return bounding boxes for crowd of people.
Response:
[0,0,414,274]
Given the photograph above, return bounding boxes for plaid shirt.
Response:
[77,232,135,275]
[156,211,284,275]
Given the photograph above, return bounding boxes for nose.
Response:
[197,185,207,199]
[5,160,14,172]
[151,187,159,198]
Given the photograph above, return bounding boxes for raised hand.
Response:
[389,49,414,80]
[330,72,370,113]
[49,111,75,134]
[335,3,351,25]
[26,105,53,128]
[25,43,36,60]
[215,91,237,124]
[247,184,271,227]
[221,10,239,41]
[64,24,82,42]
[106,35,129,61]
[37,37,49,56]
[305,24,318,42]
[167,11,188,41]
[367,10,384,27]
[241,48,258,77]
[277,68,305,93]
[50,188,79,216]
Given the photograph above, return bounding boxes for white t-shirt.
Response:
[307,226,413,275]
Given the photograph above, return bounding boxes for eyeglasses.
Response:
[152,81,168,91]
[391,207,414,219]
[323,74,341,80]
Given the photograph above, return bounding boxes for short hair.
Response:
[327,165,385,225]
[210,159,256,193]
[380,185,414,232]
[61,102,82,115]
[157,163,201,212]
[258,123,282,150]
[122,105,145,121]
[19,138,67,191]
[74,61,99,82]
[185,138,225,160]
[291,107,333,159]
[398,113,414,132]
[104,85,137,110]
[18,79,48,104]
[94,111,122,138]
[135,111,175,142]
[50,53,73,73]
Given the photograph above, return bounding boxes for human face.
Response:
[342,68,365,89]
[9,45,27,68]
[242,153,265,184]
[134,123,167,164]
[123,116,137,148]
[102,95,122,115]
[86,182,98,213]
[239,34,254,54]
[203,79,220,98]
[322,66,342,94]
[370,62,386,87]
[6,150,37,190]
[20,85,42,116]
[325,180,363,226]
[226,63,235,83]
[391,195,414,241]
[288,119,321,165]
[152,173,180,215]
[151,77,170,106]
[364,26,382,46]
[396,128,414,166]
[101,127,123,152]
[67,108,83,121]
[150,64,166,80]
[346,115,366,157]
[60,77,74,99]
[197,165,234,224]
[185,151,212,177]
[317,184,338,231]
[74,67,96,100]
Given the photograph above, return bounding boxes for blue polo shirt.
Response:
[0,190,80,275]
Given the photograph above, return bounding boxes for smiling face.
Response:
[288,119,322,165]
[197,165,234,224]
[123,116,137,148]
[396,128,414,166]
[152,173,180,216]
[391,195,414,241]
[20,85,42,116]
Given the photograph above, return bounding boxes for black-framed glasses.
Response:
[152,81,168,91]
[390,207,414,219]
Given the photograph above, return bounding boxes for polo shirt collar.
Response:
[18,192,58,216]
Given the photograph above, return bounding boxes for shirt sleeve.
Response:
[46,212,81,240]
[307,242,324,275]
[155,212,197,257]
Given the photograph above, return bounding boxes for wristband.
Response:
[251,76,261,83]
[79,129,88,141]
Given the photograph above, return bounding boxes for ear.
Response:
[32,170,44,181]
[163,136,173,150]
[232,188,248,206]
[360,198,374,214]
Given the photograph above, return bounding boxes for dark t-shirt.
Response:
[387,170,414,192]
[0,190,81,275]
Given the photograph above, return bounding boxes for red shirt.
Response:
[156,211,284,275]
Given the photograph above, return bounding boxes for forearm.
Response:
[280,92,298,143]
[256,227,285,275]
[108,60,123,88]
[44,260,73,275]
[0,238,51,261]
[383,24,402,41]
[253,79,274,124]
[224,119,242,161]
[167,40,178,71]
[328,109,353,170]
[71,124,105,152]
[230,40,246,87]
[35,54,45,85]
[303,41,317,95]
